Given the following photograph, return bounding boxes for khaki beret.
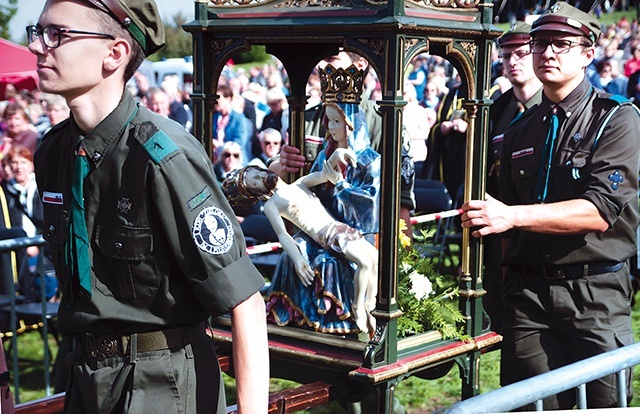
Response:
[531,1,601,44]
[87,0,165,56]
[497,21,532,48]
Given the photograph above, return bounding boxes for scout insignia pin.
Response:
[608,170,624,190]
[117,197,132,214]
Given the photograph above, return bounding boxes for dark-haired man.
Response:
[463,2,640,409]
[28,1,268,412]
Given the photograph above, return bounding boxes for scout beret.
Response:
[531,1,601,44]
[87,0,165,56]
[497,21,532,48]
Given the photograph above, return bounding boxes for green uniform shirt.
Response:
[35,92,264,336]
[499,77,640,266]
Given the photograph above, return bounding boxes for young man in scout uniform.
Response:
[28,0,269,412]
[484,21,543,333]
[462,2,640,409]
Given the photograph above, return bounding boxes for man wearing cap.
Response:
[462,2,640,409]
[28,1,268,413]
[484,22,543,334]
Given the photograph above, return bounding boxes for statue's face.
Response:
[243,167,278,196]
[325,105,348,145]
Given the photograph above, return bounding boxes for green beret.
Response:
[87,0,165,56]
[531,1,601,44]
[497,21,532,47]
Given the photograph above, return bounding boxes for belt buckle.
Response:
[96,335,119,359]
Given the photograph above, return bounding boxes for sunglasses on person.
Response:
[264,141,281,146]
[26,25,115,49]
[223,152,240,159]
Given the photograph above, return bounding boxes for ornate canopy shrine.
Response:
[185,0,503,411]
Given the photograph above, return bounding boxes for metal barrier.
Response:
[445,341,640,413]
[0,235,53,403]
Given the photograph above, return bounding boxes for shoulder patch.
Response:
[143,130,179,164]
[192,206,234,255]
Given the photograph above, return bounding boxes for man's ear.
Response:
[103,38,131,73]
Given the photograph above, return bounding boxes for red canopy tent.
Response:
[0,38,38,100]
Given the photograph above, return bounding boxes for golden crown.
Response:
[319,64,365,104]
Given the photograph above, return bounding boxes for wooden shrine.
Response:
[184,0,503,412]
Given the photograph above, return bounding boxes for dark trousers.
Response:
[501,264,634,410]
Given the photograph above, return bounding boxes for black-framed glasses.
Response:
[498,49,531,61]
[26,25,115,49]
[530,39,590,55]
[223,152,240,159]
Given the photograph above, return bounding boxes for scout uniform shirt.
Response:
[499,77,640,266]
[34,92,265,336]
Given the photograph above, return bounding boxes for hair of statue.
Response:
[222,165,276,209]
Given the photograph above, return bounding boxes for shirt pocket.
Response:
[553,148,590,200]
[509,152,539,204]
[94,221,158,300]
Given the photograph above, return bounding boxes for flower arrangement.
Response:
[396,220,465,339]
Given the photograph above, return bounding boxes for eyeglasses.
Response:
[223,152,240,159]
[26,25,115,49]
[264,141,281,146]
[530,39,590,55]
[498,49,531,61]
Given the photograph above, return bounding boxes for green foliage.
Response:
[396,222,465,339]
[233,45,270,65]
[153,12,192,61]
[0,0,18,40]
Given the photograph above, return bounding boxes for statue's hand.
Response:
[328,148,357,169]
[294,258,315,286]
[323,160,342,185]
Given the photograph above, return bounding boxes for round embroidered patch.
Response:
[192,207,234,254]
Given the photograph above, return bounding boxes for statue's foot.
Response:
[366,312,376,335]
[354,307,369,333]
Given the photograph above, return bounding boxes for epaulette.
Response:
[134,121,179,165]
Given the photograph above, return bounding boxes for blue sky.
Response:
[9,0,194,42]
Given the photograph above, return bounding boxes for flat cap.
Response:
[497,21,532,47]
[87,0,165,56]
[531,1,601,44]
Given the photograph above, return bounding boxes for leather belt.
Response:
[510,261,624,280]
[80,323,206,360]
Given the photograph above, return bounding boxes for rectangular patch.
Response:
[187,186,212,211]
[143,130,179,164]
[42,191,63,205]
[512,147,534,159]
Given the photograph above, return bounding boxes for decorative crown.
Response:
[319,64,365,104]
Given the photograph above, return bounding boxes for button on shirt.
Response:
[499,77,640,266]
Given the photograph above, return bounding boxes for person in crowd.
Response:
[407,55,428,102]
[485,21,543,334]
[41,93,70,132]
[423,75,467,199]
[403,81,433,179]
[28,0,268,412]
[147,86,171,118]
[213,83,251,162]
[248,127,282,169]
[624,42,640,77]
[161,75,191,131]
[214,141,245,182]
[260,86,289,140]
[462,3,640,409]
[589,58,628,95]
[420,80,441,110]
[1,103,38,156]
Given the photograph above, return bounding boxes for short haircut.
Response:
[5,145,34,163]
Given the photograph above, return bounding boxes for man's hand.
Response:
[279,144,306,173]
[461,194,514,237]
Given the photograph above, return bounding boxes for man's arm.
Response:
[230,291,269,414]
[461,194,608,237]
